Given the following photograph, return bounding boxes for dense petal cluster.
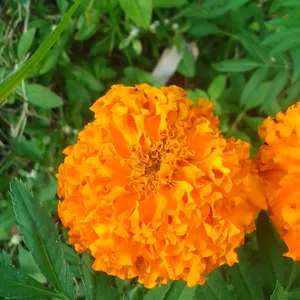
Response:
[256,102,300,260]
[57,84,266,288]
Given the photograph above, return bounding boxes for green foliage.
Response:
[1,0,300,299]
[10,178,74,298]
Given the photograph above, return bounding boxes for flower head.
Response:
[256,102,300,260]
[57,84,266,288]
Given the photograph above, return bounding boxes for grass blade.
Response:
[10,178,74,299]
[0,0,84,104]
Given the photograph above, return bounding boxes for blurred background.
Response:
[1,0,300,287]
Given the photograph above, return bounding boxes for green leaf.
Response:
[208,75,226,101]
[270,282,288,300]
[286,77,300,103]
[119,0,152,29]
[240,67,268,106]
[0,0,84,104]
[203,268,232,300]
[288,289,300,300]
[213,59,261,73]
[177,50,195,78]
[153,0,187,7]
[237,31,269,63]
[17,28,36,59]
[227,247,264,300]
[0,250,12,265]
[0,253,60,299]
[256,211,286,291]
[10,178,74,299]
[261,69,289,111]
[164,280,186,300]
[13,137,44,162]
[19,246,47,283]
[290,47,300,82]
[142,282,172,300]
[79,253,118,300]
[189,21,220,37]
[26,84,63,109]
[270,37,300,55]
[261,28,300,46]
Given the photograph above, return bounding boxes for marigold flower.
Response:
[57,84,266,288]
[256,102,300,260]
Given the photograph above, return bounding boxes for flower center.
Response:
[127,122,194,195]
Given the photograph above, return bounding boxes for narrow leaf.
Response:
[0,0,83,104]
[153,0,187,7]
[213,59,261,73]
[241,67,268,106]
[0,261,59,299]
[10,178,74,298]
[189,21,220,37]
[270,37,300,55]
[261,69,289,111]
[208,75,226,101]
[261,28,300,46]
[17,28,36,59]
[270,282,288,300]
[26,84,63,109]
[119,0,152,28]
[256,211,286,291]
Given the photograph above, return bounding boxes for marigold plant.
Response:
[256,102,300,261]
[57,84,266,288]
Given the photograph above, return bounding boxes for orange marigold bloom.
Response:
[256,102,300,260]
[57,84,266,288]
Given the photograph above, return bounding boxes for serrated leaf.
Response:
[0,260,59,299]
[0,0,83,103]
[203,268,232,300]
[79,252,118,300]
[213,59,261,73]
[143,282,172,300]
[26,84,63,109]
[241,67,268,106]
[270,282,288,300]
[163,280,186,300]
[177,285,197,300]
[119,0,152,29]
[227,247,264,300]
[10,178,74,299]
[17,28,36,59]
[18,246,47,283]
[256,211,286,291]
[208,75,226,101]
[153,0,187,8]
[261,69,289,111]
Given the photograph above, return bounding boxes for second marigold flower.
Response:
[57,84,266,288]
[256,102,300,261]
